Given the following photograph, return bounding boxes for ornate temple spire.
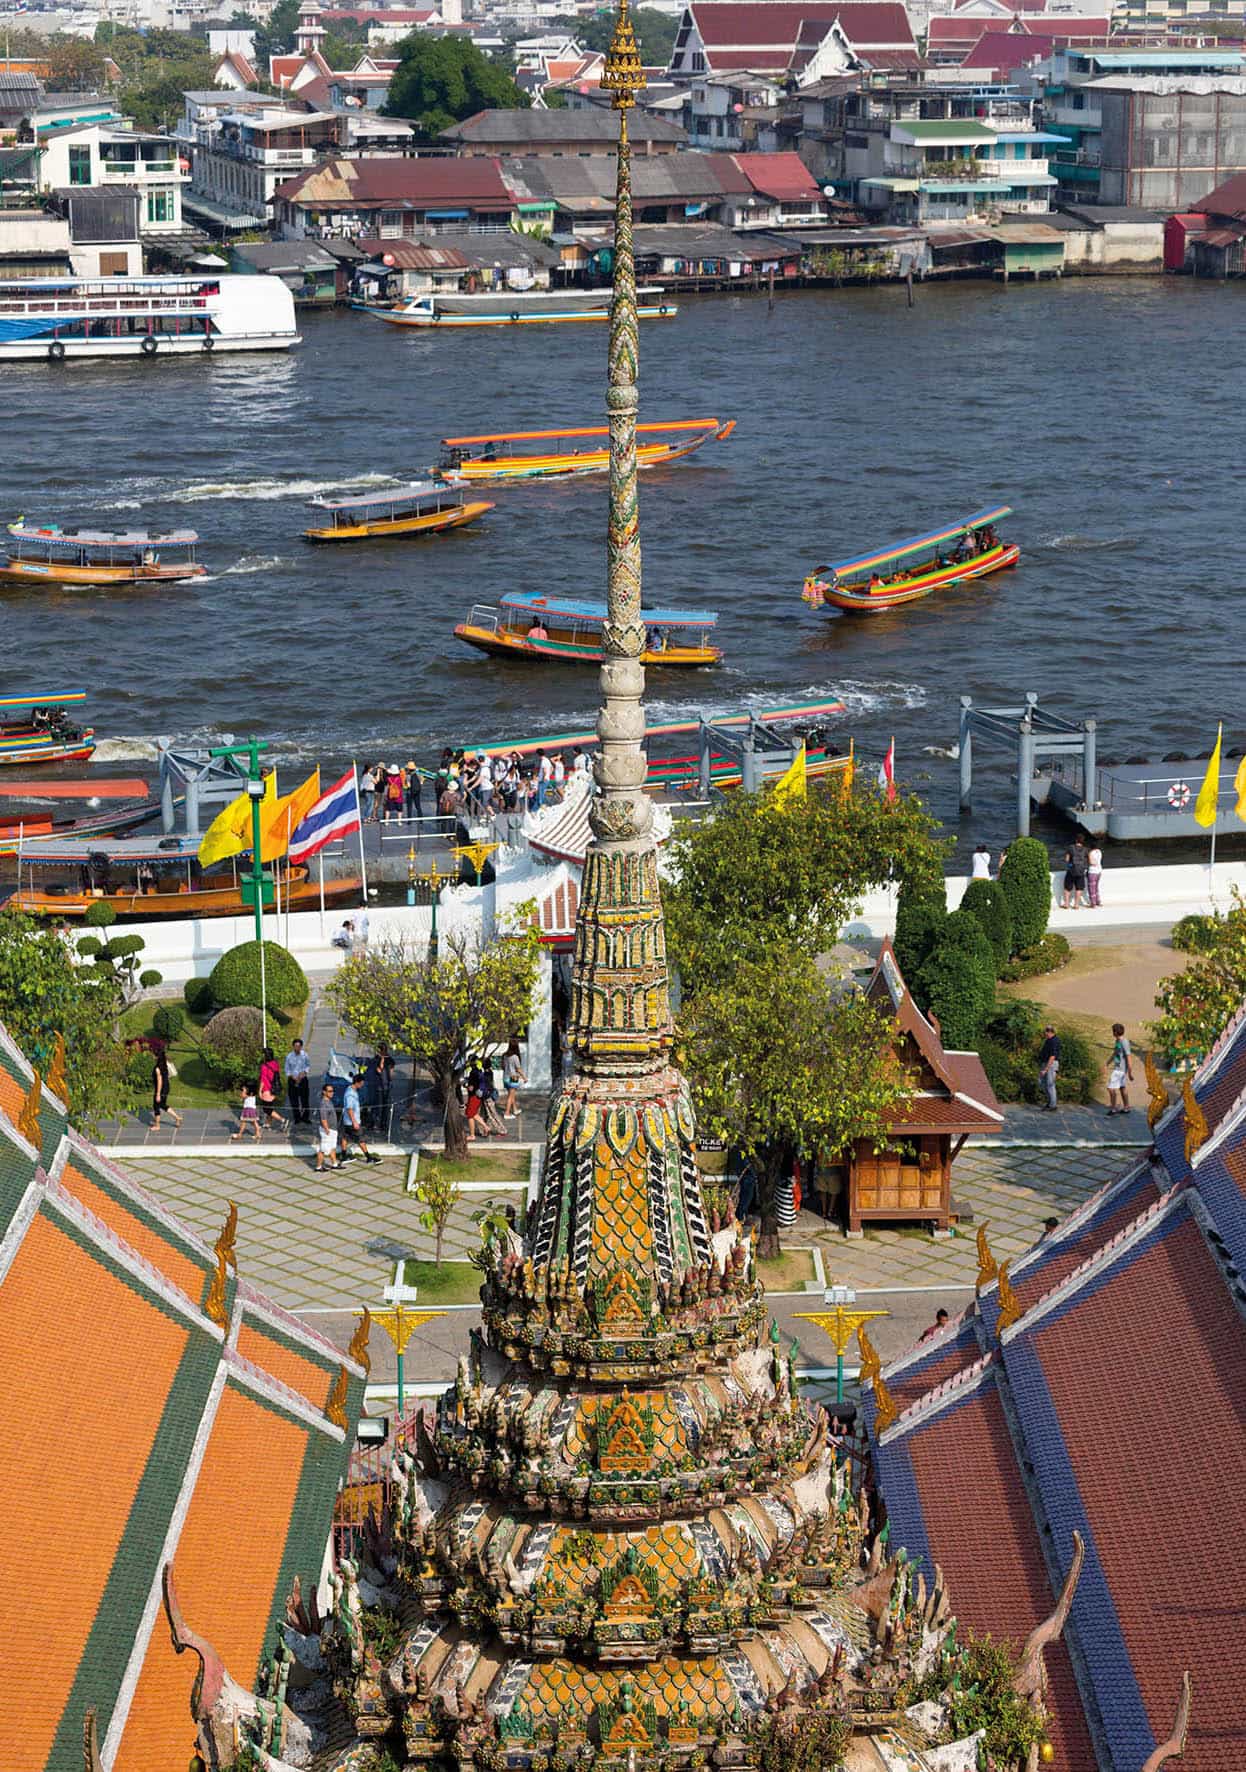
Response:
[565,0,675,1082]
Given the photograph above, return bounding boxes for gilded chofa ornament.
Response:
[318,5,964,1759]
[1183,1073,1209,1163]
[1145,1049,1169,1130]
[17,1068,41,1148]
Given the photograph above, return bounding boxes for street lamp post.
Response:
[794,1284,889,1406]
[369,1260,441,1415]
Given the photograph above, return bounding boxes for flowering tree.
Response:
[1153,888,1246,1064]
[327,921,540,1159]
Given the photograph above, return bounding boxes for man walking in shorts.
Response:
[341,1071,381,1164]
[315,1083,339,1172]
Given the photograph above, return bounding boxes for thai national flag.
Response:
[288,768,361,865]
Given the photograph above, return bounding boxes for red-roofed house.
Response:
[273,153,516,237]
[864,1004,1246,1769]
[959,26,1056,79]
[668,1,919,80]
[213,46,259,90]
[720,148,828,223]
[1190,170,1246,273]
[926,9,1109,60]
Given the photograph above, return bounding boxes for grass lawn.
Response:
[119,1001,232,1110]
[393,1259,483,1305]
[411,1147,531,1186]
[758,1247,817,1292]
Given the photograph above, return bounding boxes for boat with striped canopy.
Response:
[802,505,1017,614]
[455,591,721,668]
[304,481,493,542]
[0,693,95,765]
[1,522,206,586]
[438,419,735,486]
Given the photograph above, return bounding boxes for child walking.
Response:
[231,1084,262,1142]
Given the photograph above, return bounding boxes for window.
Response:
[146,187,174,224]
[99,251,129,275]
[69,144,91,185]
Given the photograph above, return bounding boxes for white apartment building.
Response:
[179,98,340,229]
[37,117,191,235]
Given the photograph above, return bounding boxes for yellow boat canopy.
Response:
[441,418,729,447]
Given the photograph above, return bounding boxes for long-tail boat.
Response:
[437,418,735,486]
[6,831,361,919]
[0,523,206,585]
[370,287,677,328]
[304,481,493,542]
[455,591,721,668]
[802,506,1017,615]
[0,694,95,765]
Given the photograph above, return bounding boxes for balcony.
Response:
[100,158,183,182]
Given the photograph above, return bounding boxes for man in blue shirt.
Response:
[284,1038,311,1124]
[341,1071,381,1164]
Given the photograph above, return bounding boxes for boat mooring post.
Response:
[958,696,973,810]
[1082,718,1097,810]
[1017,713,1035,838]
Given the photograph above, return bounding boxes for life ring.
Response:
[1168,780,1191,809]
[47,339,66,362]
[202,332,214,351]
[141,335,158,357]
[509,311,520,323]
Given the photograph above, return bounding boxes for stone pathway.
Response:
[120,1151,528,1311]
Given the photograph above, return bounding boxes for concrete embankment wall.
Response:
[109,861,1245,985]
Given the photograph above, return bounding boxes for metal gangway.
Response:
[957,693,1097,837]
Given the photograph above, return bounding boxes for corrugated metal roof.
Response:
[443,106,685,144]
[355,237,470,270]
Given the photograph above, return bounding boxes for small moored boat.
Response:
[0,693,95,765]
[455,591,721,668]
[1,523,206,586]
[802,506,1018,615]
[371,287,678,328]
[437,418,735,486]
[304,481,494,542]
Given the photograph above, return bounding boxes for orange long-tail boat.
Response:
[437,418,735,486]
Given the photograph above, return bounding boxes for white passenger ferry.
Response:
[0,273,301,361]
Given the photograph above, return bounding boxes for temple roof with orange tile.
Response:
[864,942,1004,1138]
[0,1020,366,1772]
[867,1006,1246,1771]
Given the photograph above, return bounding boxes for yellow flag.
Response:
[1194,723,1222,830]
[771,741,807,806]
[198,771,274,868]
[1235,752,1246,824]
[260,768,320,863]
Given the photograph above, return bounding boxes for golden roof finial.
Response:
[326,1365,350,1430]
[601,0,646,109]
[17,1068,42,1147]
[204,1200,238,1331]
[1145,1050,1168,1130]
[1182,1073,1209,1164]
[996,1260,1022,1335]
[348,1306,372,1377]
[47,1033,67,1106]
[975,1222,998,1293]
[855,1322,882,1389]
[873,1373,898,1435]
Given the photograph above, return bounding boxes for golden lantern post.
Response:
[795,1283,888,1406]
[368,1260,441,1414]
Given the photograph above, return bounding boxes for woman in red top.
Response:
[257,1046,286,1130]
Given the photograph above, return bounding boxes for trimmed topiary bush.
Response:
[200,1005,284,1089]
[959,878,1013,973]
[894,873,948,996]
[152,1003,186,1043]
[208,940,309,1013]
[1171,912,1222,955]
[84,900,116,928]
[998,836,1052,952]
[184,975,214,1016]
[998,932,1072,982]
[917,914,996,1050]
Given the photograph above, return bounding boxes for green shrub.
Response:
[976,1035,1035,1104]
[998,835,1052,951]
[998,931,1071,981]
[945,1635,1046,1766]
[894,901,946,995]
[152,1003,186,1042]
[917,925,995,1050]
[84,900,116,928]
[979,999,1095,1103]
[200,1005,283,1089]
[208,940,309,1012]
[1171,912,1222,954]
[959,878,1013,972]
[983,995,1044,1050]
[138,968,162,990]
[183,975,214,1015]
[124,1045,156,1095]
[1051,1021,1096,1103]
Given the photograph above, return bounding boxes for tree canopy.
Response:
[381,34,528,136]
[575,7,679,66]
[663,779,948,994]
[326,922,540,1157]
[0,913,130,1128]
[1153,887,1246,1065]
[676,951,907,1248]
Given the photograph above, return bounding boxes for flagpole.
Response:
[284,805,292,950]
[318,847,326,942]
[353,758,369,907]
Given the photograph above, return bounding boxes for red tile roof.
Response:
[1194,172,1246,219]
[930,10,1107,40]
[728,148,822,201]
[683,0,916,69]
[894,1371,1096,1765]
[961,27,1055,72]
[274,153,516,211]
